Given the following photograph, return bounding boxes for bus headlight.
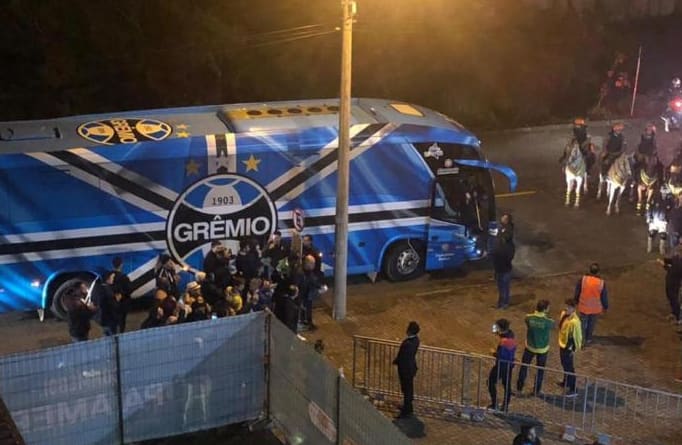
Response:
[31,279,41,288]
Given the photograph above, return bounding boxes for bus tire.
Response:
[50,277,90,320]
[383,240,424,281]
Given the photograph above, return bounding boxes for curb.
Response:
[480,118,650,135]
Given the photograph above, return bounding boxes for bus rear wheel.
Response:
[383,241,424,281]
[51,277,91,320]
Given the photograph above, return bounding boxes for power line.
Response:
[246,29,338,48]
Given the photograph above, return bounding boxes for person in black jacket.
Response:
[67,281,97,342]
[100,272,123,336]
[109,257,131,333]
[492,230,515,309]
[236,238,261,283]
[302,235,323,277]
[393,321,420,418]
[203,241,224,282]
[658,244,682,325]
[262,231,290,281]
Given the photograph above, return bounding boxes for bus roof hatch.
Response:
[0,124,61,142]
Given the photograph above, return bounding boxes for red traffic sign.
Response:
[293,208,305,233]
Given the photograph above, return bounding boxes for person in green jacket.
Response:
[516,299,555,395]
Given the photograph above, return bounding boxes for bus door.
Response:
[426,161,517,271]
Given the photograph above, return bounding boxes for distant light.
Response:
[475,249,482,256]
[31,280,41,288]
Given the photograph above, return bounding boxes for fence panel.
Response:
[269,318,340,444]
[118,312,266,443]
[338,377,412,445]
[0,338,120,445]
[353,335,682,444]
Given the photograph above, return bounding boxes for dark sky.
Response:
[1,0,680,127]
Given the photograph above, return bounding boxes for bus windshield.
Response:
[431,168,494,231]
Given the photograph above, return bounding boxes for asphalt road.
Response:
[481,119,681,277]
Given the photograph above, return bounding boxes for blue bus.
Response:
[0,98,516,319]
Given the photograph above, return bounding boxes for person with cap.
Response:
[516,300,555,396]
[488,318,517,411]
[657,244,682,325]
[393,321,420,418]
[195,271,221,306]
[178,281,202,322]
[574,263,608,347]
[558,298,582,398]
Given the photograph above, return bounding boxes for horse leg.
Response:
[647,231,654,253]
[574,177,582,208]
[565,175,572,207]
[660,233,667,255]
[646,187,654,213]
[606,182,613,215]
[614,186,625,215]
[596,175,603,200]
[583,173,589,193]
[636,185,644,216]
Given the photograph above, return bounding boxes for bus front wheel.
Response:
[50,277,89,320]
[383,241,424,281]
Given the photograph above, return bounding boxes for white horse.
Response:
[562,141,586,208]
[597,152,633,215]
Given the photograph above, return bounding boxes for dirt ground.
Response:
[311,262,682,391]
[305,261,682,444]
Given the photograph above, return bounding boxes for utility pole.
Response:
[333,0,355,320]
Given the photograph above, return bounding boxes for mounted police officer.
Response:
[601,122,625,178]
[634,122,660,212]
[574,263,609,347]
[638,122,658,158]
[561,118,596,176]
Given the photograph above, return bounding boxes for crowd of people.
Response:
[142,232,326,333]
[65,232,327,342]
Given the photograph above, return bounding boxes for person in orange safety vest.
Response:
[574,263,609,347]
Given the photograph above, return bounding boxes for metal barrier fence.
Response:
[0,312,410,445]
[269,317,411,445]
[352,335,682,444]
[0,312,266,445]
